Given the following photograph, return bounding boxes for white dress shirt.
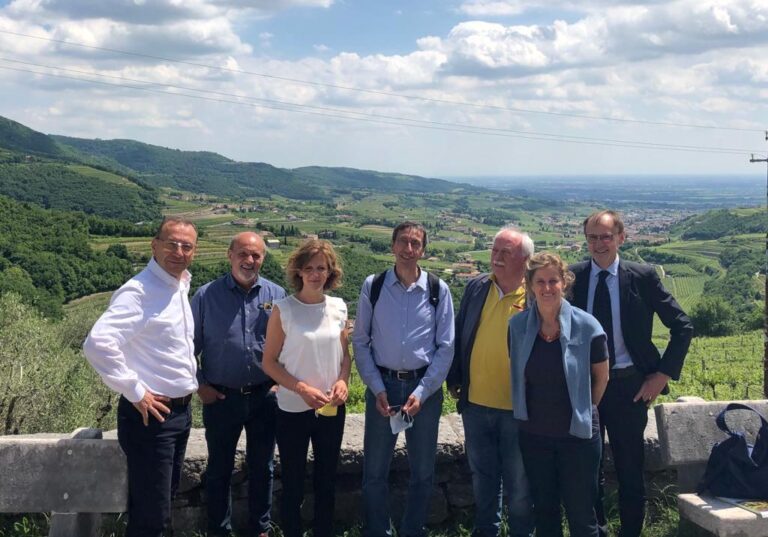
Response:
[83,258,198,402]
[586,256,633,369]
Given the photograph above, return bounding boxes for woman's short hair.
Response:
[524,252,575,301]
[285,239,343,291]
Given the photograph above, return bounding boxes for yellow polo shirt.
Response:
[467,277,526,410]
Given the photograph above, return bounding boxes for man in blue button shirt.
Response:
[192,232,286,537]
[353,221,455,537]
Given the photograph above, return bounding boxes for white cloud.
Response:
[0,0,765,176]
[458,0,672,17]
[441,1,768,77]
[459,0,528,17]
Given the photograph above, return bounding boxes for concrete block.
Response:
[678,493,768,537]
[655,400,768,467]
[48,513,102,537]
[0,437,127,512]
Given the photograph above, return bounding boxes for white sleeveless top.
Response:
[274,294,348,412]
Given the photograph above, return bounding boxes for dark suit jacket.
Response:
[446,273,494,413]
[569,259,693,381]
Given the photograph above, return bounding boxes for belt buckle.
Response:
[395,370,409,381]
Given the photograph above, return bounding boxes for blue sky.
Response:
[0,0,766,178]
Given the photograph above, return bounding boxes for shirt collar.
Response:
[148,257,191,289]
[225,272,262,292]
[489,273,525,298]
[386,266,428,290]
[590,255,620,278]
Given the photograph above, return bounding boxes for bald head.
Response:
[228,232,267,290]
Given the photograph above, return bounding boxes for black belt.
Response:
[169,394,193,407]
[611,365,640,380]
[377,366,428,381]
[211,383,268,396]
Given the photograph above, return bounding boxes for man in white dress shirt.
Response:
[84,216,199,537]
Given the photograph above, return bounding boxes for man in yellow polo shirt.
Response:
[447,227,534,537]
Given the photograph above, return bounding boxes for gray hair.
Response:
[494,226,534,257]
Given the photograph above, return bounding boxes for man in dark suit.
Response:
[570,210,693,537]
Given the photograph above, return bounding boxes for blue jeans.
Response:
[203,384,277,536]
[362,378,443,537]
[462,403,534,537]
[519,430,602,537]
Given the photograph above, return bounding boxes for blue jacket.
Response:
[508,298,605,439]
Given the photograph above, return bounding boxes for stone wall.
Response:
[163,410,665,533]
[2,409,668,534]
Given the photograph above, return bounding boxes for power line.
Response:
[0,28,763,135]
[1,56,761,155]
[0,61,758,157]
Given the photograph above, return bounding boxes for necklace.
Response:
[539,328,560,343]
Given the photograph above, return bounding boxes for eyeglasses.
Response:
[159,239,195,254]
[586,233,615,243]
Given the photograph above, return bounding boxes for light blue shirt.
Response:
[587,256,632,369]
[353,268,455,401]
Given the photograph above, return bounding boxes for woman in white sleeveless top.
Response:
[262,239,351,537]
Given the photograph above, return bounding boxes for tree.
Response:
[106,243,130,259]
[690,298,737,337]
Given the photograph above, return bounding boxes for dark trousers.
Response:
[519,430,601,537]
[595,373,648,537]
[275,406,346,537]
[117,395,191,537]
[203,384,277,536]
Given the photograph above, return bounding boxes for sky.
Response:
[0,0,767,178]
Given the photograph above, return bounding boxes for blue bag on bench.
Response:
[697,403,768,500]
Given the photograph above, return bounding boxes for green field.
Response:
[663,331,764,402]
[65,165,139,188]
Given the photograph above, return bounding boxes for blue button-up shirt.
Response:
[192,272,286,388]
[353,268,455,401]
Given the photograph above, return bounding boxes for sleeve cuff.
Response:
[411,384,426,402]
[125,382,146,403]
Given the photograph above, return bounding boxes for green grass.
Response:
[65,165,139,188]
[0,489,681,537]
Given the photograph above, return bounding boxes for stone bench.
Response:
[654,398,768,537]
[0,427,127,537]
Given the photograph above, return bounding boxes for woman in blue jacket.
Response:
[509,252,610,537]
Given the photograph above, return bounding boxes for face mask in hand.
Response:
[389,405,414,434]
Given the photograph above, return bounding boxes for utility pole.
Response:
[749,130,768,397]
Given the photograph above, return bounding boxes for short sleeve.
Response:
[590,334,609,364]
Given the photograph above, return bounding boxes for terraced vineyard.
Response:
[661,275,707,310]
[662,330,764,402]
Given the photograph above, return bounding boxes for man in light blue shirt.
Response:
[353,221,455,537]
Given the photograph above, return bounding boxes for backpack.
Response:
[369,270,440,312]
[698,403,768,500]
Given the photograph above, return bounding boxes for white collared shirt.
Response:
[586,256,633,369]
[83,258,198,402]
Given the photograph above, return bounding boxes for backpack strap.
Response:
[427,271,440,309]
[369,269,441,312]
[368,270,388,312]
